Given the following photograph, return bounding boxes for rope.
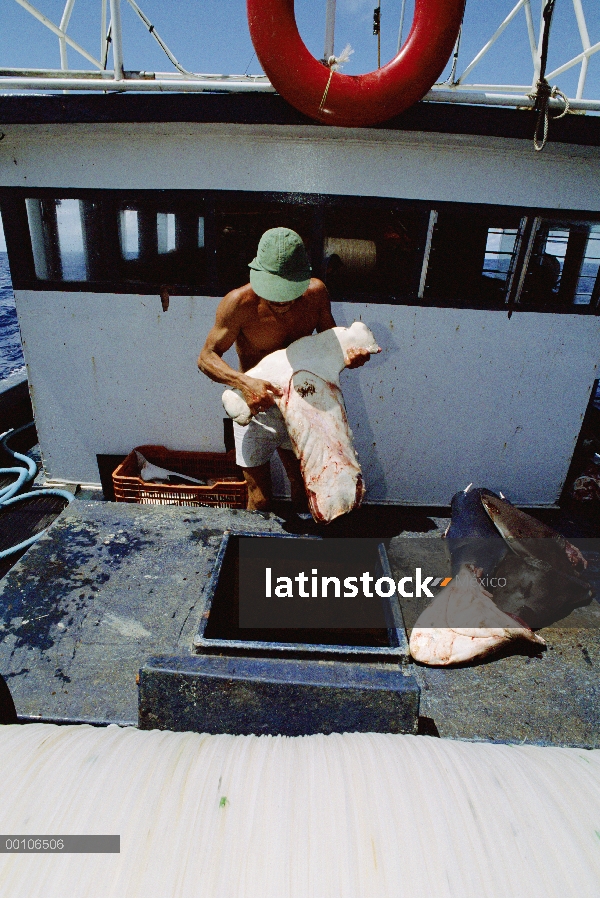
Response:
[244,51,256,77]
[318,44,353,114]
[528,0,569,152]
[102,22,112,71]
[373,5,381,69]
[530,82,570,151]
[125,0,205,79]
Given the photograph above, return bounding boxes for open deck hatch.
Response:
[193,532,410,661]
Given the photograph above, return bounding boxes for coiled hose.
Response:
[0,425,74,559]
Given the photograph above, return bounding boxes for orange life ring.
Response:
[247,0,465,127]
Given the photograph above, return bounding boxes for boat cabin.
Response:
[0,95,598,505]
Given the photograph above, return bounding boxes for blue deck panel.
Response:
[0,498,598,745]
[140,654,419,735]
[0,500,288,725]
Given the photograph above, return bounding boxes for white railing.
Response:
[438,0,600,110]
[1,0,599,112]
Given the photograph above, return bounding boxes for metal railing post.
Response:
[109,0,124,80]
[457,0,527,85]
[572,0,591,98]
[396,0,407,54]
[324,0,336,61]
[523,0,537,63]
[58,0,77,70]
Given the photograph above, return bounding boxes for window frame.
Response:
[1,187,599,315]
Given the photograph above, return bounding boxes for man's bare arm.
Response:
[197,293,246,388]
[198,291,282,414]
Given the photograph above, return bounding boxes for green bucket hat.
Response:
[249,228,312,303]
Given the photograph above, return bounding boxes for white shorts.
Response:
[233,405,293,468]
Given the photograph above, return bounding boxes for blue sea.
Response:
[0,252,25,382]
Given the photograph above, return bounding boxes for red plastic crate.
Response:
[112,445,247,509]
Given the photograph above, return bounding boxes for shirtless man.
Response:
[198,227,368,511]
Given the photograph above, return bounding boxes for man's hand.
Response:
[345,347,374,369]
[240,377,283,415]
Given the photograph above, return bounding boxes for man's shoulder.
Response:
[217,284,260,322]
[306,277,327,294]
[305,278,332,311]
[304,278,330,305]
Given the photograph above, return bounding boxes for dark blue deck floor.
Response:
[0,497,598,746]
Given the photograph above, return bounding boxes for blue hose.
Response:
[0,467,30,502]
[0,425,74,559]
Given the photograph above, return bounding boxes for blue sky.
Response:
[0,0,598,93]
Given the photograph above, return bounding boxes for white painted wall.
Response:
[16,290,599,504]
[333,303,599,506]
[0,123,600,211]
[5,122,600,502]
[16,291,237,482]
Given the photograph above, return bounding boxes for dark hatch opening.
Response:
[203,535,392,649]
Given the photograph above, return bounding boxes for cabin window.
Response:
[157,213,176,255]
[25,198,92,281]
[425,210,523,306]
[3,189,598,312]
[55,199,87,281]
[20,196,206,288]
[577,225,600,305]
[120,209,139,259]
[321,205,424,299]
[215,200,315,293]
[116,201,206,287]
[26,199,53,280]
[520,219,600,309]
[483,227,520,283]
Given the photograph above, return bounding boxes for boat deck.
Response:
[388,533,600,747]
[0,496,598,746]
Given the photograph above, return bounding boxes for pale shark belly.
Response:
[277,370,364,523]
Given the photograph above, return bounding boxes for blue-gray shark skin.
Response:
[443,489,593,629]
[409,487,554,666]
[480,493,587,576]
[479,492,593,628]
[445,488,508,578]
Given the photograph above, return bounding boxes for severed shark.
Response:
[222,323,381,523]
[479,493,591,629]
[409,486,592,666]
